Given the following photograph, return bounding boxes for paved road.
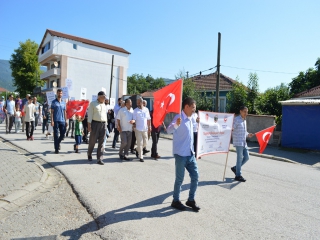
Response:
[1,125,320,239]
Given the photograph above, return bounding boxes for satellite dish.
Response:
[54,61,58,68]
[53,82,57,87]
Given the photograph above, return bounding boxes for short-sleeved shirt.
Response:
[5,100,15,114]
[51,98,66,122]
[133,107,151,132]
[34,102,40,114]
[117,107,134,132]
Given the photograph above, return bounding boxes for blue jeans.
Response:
[53,121,66,151]
[235,146,250,177]
[173,154,199,202]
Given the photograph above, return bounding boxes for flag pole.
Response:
[180,78,183,115]
[222,151,230,181]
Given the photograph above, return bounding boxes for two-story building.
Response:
[37,29,130,100]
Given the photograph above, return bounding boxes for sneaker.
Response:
[235,176,246,182]
[171,200,186,211]
[97,160,105,165]
[139,159,144,162]
[119,154,124,160]
[231,166,236,175]
[143,148,150,155]
[55,150,59,154]
[186,200,201,211]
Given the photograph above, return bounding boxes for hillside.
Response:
[0,59,14,92]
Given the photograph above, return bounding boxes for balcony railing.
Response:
[40,68,61,80]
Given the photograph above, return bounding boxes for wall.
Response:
[246,114,276,144]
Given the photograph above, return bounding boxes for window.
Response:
[41,41,51,54]
[73,44,77,50]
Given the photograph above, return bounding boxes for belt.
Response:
[92,120,106,123]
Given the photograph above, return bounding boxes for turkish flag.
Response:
[153,79,183,128]
[255,125,276,154]
[66,100,89,119]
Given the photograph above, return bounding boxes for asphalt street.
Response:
[0,124,319,239]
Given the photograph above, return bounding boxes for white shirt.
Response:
[133,107,151,131]
[24,103,35,122]
[117,107,134,132]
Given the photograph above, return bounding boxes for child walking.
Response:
[74,115,84,153]
[14,106,22,133]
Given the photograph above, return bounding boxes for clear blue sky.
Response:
[1,0,319,92]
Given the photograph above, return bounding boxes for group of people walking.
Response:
[1,88,255,212]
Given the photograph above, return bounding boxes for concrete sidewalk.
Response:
[1,124,319,239]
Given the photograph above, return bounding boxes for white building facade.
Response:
[37,29,130,100]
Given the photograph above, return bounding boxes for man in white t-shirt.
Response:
[117,99,135,161]
[3,94,15,134]
[133,97,151,162]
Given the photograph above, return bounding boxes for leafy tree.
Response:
[289,58,320,95]
[226,77,248,113]
[9,39,42,96]
[246,72,259,113]
[127,74,166,94]
[256,83,291,125]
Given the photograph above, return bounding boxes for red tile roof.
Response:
[0,87,9,92]
[294,85,320,98]
[37,29,130,55]
[191,72,237,91]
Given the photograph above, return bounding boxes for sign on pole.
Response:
[61,87,69,100]
[110,98,115,108]
[46,91,55,106]
[66,79,73,91]
[92,95,97,102]
[80,88,87,100]
[197,111,234,158]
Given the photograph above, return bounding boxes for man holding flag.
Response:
[231,106,255,182]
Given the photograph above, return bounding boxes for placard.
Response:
[92,95,98,102]
[46,91,55,106]
[61,87,69,100]
[197,111,234,157]
[80,88,87,100]
[66,78,73,91]
[110,98,115,108]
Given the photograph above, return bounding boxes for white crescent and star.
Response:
[262,132,271,142]
[167,93,175,106]
[76,106,83,112]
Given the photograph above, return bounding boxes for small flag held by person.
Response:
[152,79,183,128]
[66,100,89,119]
[255,125,276,153]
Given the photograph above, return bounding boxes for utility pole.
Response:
[186,71,189,79]
[215,32,221,112]
[109,55,114,103]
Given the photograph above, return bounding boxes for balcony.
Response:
[40,68,61,80]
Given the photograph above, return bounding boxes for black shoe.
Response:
[119,154,124,160]
[171,200,186,211]
[88,155,93,161]
[66,133,68,137]
[140,159,144,162]
[235,176,246,182]
[71,136,74,138]
[135,149,139,159]
[75,149,79,153]
[55,150,59,154]
[112,146,116,149]
[97,160,104,165]
[231,166,236,175]
[143,148,150,155]
[123,156,131,161]
[186,200,200,211]
[74,144,76,150]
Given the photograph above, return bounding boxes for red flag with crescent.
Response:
[152,79,182,128]
[66,100,89,119]
[255,125,276,154]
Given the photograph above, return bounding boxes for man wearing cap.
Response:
[51,89,68,154]
[21,94,30,132]
[87,91,108,165]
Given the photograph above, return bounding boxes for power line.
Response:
[221,65,298,75]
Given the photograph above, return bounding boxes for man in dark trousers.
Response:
[87,91,108,165]
[51,89,68,154]
[150,110,166,159]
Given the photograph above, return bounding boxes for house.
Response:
[293,85,320,99]
[0,87,9,94]
[191,72,237,112]
[37,29,130,100]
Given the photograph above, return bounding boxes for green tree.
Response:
[127,74,166,94]
[9,39,42,96]
[246,72,259,114]
[289,58,320,95]
[226,77,247,113]
[256,83,291,125]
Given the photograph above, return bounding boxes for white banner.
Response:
[66,79,73,91]
[46,91,55,106]
[61,87,69,100]
[92,95,97,102]
[197,111,234,157]
[80,88,87,100]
